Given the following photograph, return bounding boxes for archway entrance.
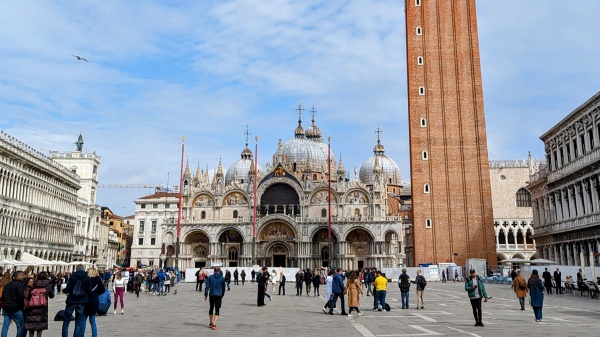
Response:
[270,244,289,267]
[258,221,297,267]
[312,228,339,268]
[218,228,244,267]
[185,231,210,268]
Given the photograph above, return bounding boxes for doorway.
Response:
[358,260,364,270]
[273,254,286,267]
[195,261,206,268]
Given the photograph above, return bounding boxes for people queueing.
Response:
[204,266,226,331]
[465,268,489,327]
[62,264,93,337]
[528,269,545,322]
[345,271,364,315]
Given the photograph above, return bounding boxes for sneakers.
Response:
[358,312,363,316]
[341,313,348,316]
[328,312,334,315]
[121,310,124,315]
[322,308,328,314]
[378,309,382,312]
[113,310,116,315]
[420,306,425,309]
[209,323,217,330]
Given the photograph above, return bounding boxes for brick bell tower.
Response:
[405,0,496,267]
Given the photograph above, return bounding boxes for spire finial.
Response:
[375,125,382,144]
[310,103,317,124]
[297,99,304,124]
[244,125,251,148]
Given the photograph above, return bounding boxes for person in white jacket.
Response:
[113,272,127,315]
[322,270,335,313]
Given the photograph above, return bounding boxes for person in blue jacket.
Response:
[328,268,348,316]
[527,269,545,322]
[204,267,226,330]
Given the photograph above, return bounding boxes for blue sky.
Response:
[1,1,599,215]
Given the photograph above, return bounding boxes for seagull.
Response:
[71,55,89,62]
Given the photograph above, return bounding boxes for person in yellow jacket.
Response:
[373,271,388,311]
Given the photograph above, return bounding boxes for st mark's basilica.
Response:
[145,103,406,271]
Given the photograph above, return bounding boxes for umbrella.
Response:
[529,258,556,265]
[500,258,529,264]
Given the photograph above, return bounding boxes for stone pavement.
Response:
[2,280,598,336]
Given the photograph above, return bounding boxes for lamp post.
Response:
[176,136,185,272]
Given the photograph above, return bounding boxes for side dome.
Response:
[225,145,263,185]
[359,134,401,186]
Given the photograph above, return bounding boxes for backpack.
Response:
[29,287,48,308]
[165,273,171,281]
[72,279,85,297]
[418,276,427,289]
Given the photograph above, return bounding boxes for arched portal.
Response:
[260,183,300,216]
[257,221,297,267]
[311,228,339,268]
[218,228,244,267]
[185,231,210,268]
[346,228,374,270]
[267,243,290,268]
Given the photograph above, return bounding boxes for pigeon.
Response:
[71,55,89,62]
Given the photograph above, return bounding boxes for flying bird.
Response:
[71,55,89,62]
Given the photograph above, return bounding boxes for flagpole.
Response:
[176,136,185,272]
[252,136,258,266]
[327,136,332,269]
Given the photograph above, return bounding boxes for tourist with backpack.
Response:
[398,268,411,309]
[410,269,427,309]
[62,264,93,337]
[23,271,54,337]
[2,271,26,337]
[164,271,172,293]
[85,268,105,337]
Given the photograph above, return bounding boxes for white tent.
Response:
[0,259,32,266]
[21,252,56,266]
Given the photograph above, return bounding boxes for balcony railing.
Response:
[534,212,600,235]
[548,146,600,183]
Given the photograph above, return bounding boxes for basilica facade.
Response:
[132,104,405,271]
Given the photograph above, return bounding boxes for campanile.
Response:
[405,0,496,267]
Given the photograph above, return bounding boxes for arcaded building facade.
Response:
[528,92,600,267]
[405,0,496,266]
[0,130,79,264]
[134,106,405,270]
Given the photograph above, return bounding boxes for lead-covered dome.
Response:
[225,144,263,185]
[359,136,401,186]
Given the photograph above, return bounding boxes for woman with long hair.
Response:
[512,270,528,310]
[113,271,126,314]
[527,269,545,322]
[344,271,364,315]
[85,268,105,337]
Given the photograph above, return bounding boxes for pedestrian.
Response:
[84,268,105,337]
[553,267,562,294]
[22,276,35,336]
[373,271,387,311]
[233,268,239,286]
[251,269,256,283]
[442,270,446,283]
[62,264,93,337]
[465,268,489,327]
[224,269,231,291]
[271,269,278,293]
[240,270,246,285]
[1,270,25,337]
[156,269,165,296]
[112,271,126,314]
[411,269,427,309]
[295,270,303,296]
[278,272,286,295]
[328,268,348,316]
[454,269,459,282]
[510,269,517,281]
[304,269,312,296]
[23,271,54,337]
[312,272,321,297]
[364,269,373,296]
[528,269,545,322]
[134,270,144,298]
[257,268,268,306]
[398,268,411,309]
[344,271,364,315]
[542,268,553,294]
[164,270,172,293]
[195,268,205,292]
[511,270,528,310]
[322,270,334,314]
[204,266,226,331]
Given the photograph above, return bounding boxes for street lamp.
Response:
[452,252,459,264]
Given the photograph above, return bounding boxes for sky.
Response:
[1,1,599,215]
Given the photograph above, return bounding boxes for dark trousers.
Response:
[209,296,222,316]
[296,283,303,295]
[196,280,203,291]
[518,297,525,309]
[278,282,285,295]
[469,298,482,324]
[313,285,319,296]
[329,292,346,314]
[305,282,311,295]
[234,277,239,285]
[544,281,553,294]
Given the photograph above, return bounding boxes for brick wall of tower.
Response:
[405,0,496,267]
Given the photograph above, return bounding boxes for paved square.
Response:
[2,281,598,336]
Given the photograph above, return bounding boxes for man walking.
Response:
[364,269,373,296]
[553,267,562,294]
[542,268,553,294]
[328,268,348,316]
[441,270,447,283]
[233,268,239,286]
[134,270,144,298]
[304,269,313,296]
[398,268,411,309]
[295,270,304,296]
[465,268,489,327]
[278,272,286,295]
[411,269,427,309]
[1,270,25,337]
[251,269,256,283]
[373,271,387,311]
[204,266,226,331]
[62,264,93,337]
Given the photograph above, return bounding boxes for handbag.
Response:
[519,282,527,290]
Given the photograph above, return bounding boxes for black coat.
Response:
[84,276,106,316]
[2,280,25,313]
[63,270,93,304]
[25,279,55,331]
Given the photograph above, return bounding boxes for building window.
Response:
[516,188,532,207]
[573,139,578,157]
[148,259,154,266]
[228,247,238,261]
[422,151,428,160]
[420,118,426,127]
[417,56,423,65]
[151,221,157,232]
[139,221,145,232]
[580,134,586,153]
[499,175,506,181]
[141,204,146,209]
[415,0,421,6]
[138,238,143,245]
[153,204,158,209]
[321,208,327,217]
[201,211,206,219]
[165,204,170,209]
[589,129,594,149]
[419,86,425,95]
[151,238,156,245]
[424,184,430,193]
[233,210,238,218]
[425,218,432,228]
[416,27,422,35]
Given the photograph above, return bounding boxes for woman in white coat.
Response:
[322,270,335,313]
[271,269,278,292]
